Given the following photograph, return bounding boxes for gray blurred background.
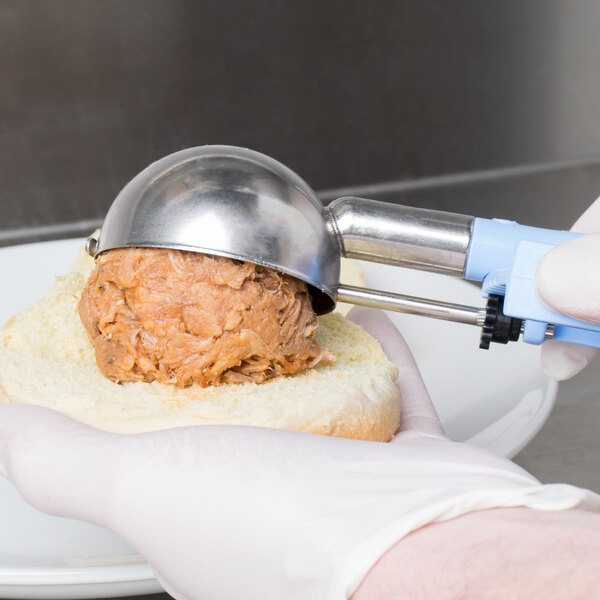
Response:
[3,0,600,246]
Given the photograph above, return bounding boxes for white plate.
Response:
[0,239,557,599]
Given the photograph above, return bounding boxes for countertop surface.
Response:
[513,353,600,492]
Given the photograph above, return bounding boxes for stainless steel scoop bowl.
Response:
[88,145,486,326]
[88,145,339,313]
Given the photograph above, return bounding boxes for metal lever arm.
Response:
[337,284,487,327]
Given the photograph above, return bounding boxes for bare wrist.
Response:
[352,507,600,599]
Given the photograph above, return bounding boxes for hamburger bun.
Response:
[0,246,401,441]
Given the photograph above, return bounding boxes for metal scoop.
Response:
[88,145,600,349]
[87,145,484,328]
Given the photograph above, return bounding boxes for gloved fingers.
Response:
[0,403,119,525]
[346,306,444,437]
[535,234,600,323]
[571,195,600,233]
[540,340,598,381]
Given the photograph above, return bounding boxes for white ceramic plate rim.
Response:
[0,564,154,586]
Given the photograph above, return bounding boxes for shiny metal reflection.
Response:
[88,146,340,313]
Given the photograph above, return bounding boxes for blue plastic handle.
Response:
[464,218,600,348]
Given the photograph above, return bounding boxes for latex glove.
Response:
[536,198,600,380]
[0,307,598,600]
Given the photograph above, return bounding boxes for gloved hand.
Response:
[536,197,600,380]
[0,308,598,600]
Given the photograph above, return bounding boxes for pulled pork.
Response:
[78,248,334,387]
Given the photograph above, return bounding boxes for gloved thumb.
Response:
[0,404,119,526]
[346,306,444,436]
[535,234,600,380]
[536,233,600,324]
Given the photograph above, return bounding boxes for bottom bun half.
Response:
[0,252,401,441]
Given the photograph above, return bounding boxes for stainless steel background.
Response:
[2,0,600,242]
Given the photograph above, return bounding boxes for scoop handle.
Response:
[326,196,474,276]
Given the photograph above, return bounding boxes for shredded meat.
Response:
[77,248,334,387]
